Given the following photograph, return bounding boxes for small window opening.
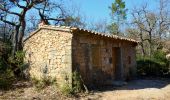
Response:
[105,49,108,53]
[109,57,112,64]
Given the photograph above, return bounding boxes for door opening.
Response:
[112,47,122,80]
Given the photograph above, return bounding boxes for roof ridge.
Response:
[24,25,138,43]
[75,27,138,43]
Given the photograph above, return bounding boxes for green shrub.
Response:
[0,57,4,70]
[0,47,15,90]
[0,57,9,71]
[153,50,167,61]
[0,69,15,90]
[61,83,73,96]
[0,78,13,90]
[7,51,27,78]
[8,51,25,66]
[0,41,16,90]
[61,71,86,96]
[32,76,56,90]
[72,71,82,93]
[137,50,169,77]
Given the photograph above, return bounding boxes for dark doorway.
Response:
[112,47,122,80]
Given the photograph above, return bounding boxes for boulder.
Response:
[166,54,170,60]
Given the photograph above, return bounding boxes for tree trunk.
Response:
[140,42,146,57]
[12,26,19,55]
[149,32,152,57]
[17,20,26,51]
[139,30,146,57]
[11,20,25,55]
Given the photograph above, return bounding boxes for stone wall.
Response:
[24,27,137,87]
[24,29,72,86]
[122,43,137,80]
[72,31,137,86]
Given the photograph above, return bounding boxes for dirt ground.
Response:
[81,78,170,100]
[0,81,74,100]
[0,78,170,100]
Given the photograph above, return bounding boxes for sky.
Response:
[69,0,158,23]
[3,0,159,31]
[8,0,159,25]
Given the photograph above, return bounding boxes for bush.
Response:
[7,51,27,78]
[0,41,21,90]
[0,57,6,70]
[8,51,25,66]
[61,83,73,96]
[32,76,56,90]
[61,71,87,96]
[72,71,82,93]
[0,69,15,90]
[0,51,15,90]
[137,50,169,77]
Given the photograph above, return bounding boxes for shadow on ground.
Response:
[92,78,170,92]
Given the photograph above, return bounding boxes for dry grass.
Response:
[0,81,74,100]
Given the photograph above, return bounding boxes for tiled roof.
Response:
[24,25,138,43]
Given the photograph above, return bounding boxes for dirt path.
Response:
[0,79,170,100]
[82,79,170,100]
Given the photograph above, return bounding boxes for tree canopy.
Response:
[108,0,127,35]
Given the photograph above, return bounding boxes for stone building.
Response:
[24,25,138,87]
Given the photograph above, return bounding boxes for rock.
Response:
[166,54,170,60]
[0,91,3,96]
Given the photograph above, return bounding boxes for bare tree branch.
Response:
[0,16,16,26]
[0,6,21,17]
[13,1,27,9]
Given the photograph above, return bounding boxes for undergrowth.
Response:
[31,76,56,91]
[60,71,88,96]
[137,50,170,77]
[0,67,15,90]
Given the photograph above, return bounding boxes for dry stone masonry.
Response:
[24,29,72,86]
[24,25,138,87]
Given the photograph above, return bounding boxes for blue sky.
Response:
[70,0,158,23]
[10,0,158,25]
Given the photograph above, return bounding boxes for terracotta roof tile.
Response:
[24,25,138,43]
